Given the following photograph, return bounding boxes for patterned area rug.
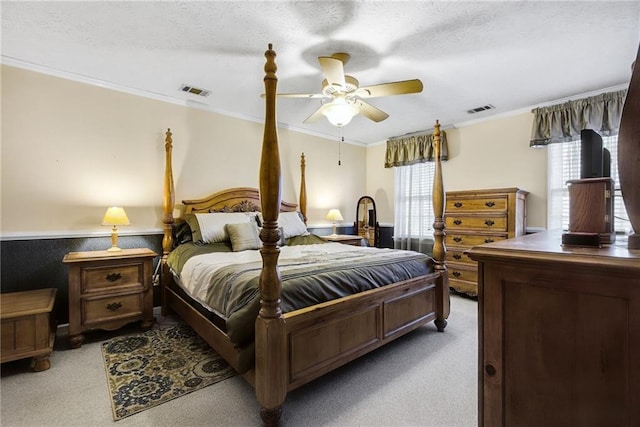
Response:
[101,323,237,420]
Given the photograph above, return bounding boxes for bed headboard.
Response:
[181,187,298,215]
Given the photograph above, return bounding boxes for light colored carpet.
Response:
[0,295,477,426]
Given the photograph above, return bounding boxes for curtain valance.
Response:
[529,89,627,146]
[385,130,448,168]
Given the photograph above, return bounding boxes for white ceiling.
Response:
[2,1,639,145]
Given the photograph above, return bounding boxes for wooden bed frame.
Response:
[160,44,450,426]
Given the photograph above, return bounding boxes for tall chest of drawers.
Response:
[445,188,528,296]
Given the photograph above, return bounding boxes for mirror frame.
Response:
[354,196,379,247]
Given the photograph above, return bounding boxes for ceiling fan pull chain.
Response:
[338,128,343,166]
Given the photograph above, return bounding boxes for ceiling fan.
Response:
[270,52,423,127]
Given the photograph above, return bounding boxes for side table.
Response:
[62,248,156,348]
[320,234,364,246]
[1,288,57,371]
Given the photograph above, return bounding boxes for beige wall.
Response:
[1,65,366,236]
[366,113,548,230]
[2,64,551,238]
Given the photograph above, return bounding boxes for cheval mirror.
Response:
[354,196,379,247]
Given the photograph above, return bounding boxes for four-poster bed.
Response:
[160,44,449,426]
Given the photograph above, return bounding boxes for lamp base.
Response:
[107,246,122,252]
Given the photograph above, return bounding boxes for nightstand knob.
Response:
[107,302,123,311]
[454,202,463,208]
[485,201,496,208]
[453,219,462,225]
[484,238,494,244]
[453,254,462,260]
[453,237,463,243]
[105,273,122,282]
[452,271,461,278]
[484,219,495,226]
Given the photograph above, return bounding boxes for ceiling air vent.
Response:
[179,84,211,97]
[467,104,495,114]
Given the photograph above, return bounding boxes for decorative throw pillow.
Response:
[279,211,310,238]
[193,212,252,243]
[226,221,262,252]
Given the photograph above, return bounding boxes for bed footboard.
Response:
[283,272,440,390]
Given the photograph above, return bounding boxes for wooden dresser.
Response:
[63,248,156,348]
[445,187,528,296]
[468,231,640,426]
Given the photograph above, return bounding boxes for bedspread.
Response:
[170,242,433,346]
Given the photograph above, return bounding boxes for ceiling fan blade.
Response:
[260,92,325,99]
[318,56,346,88]
[354,100,389,122]
[356,79,423,98]
[303,104,329,124]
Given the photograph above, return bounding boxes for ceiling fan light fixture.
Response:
[322,99,358,127]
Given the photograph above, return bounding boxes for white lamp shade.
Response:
[322,99,357,127]
[325,209,344,221]
[102,207,130,226]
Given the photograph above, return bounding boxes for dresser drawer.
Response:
[446,248,475,265]
[81,263,142,293]
[446,233,508,247]
[447,264,477,283]
[446,195,508,212]
[445,215,507,232]
[82,293,142,325]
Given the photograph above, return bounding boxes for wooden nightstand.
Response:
[62,248,156,349]
[321,234,364,246]
[1,288,57,371]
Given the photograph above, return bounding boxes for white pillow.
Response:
[194,212,251,243]
[279,211,310,238]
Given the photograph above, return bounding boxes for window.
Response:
[394,161,435,252]
[547,135,630,233]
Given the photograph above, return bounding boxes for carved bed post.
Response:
[431,120,450,331]
[300,153,307,223]
[161,128,175,316]
[256,43,287,426]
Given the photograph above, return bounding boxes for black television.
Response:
[580,129,610,179]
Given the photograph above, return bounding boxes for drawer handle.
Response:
[452,271,461,278]
[453,237,463,243]
[454,202,463,208]
[105,273,122,282]
[453,254,462,260]
[453,219,462,225]
[485,364,496,377]
[484,219,495,226]
[485,201,496,208]
[107,302,123,311]
[484,238,494,243]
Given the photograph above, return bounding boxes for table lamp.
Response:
[102,207,130,252]
[325,208,343,236]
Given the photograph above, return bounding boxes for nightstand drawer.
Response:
[445,215,507,231]
[82,293,142,325]
[81,264,142,292]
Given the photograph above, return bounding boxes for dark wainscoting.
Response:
[1,225,395,326]
[1,234,163,326]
